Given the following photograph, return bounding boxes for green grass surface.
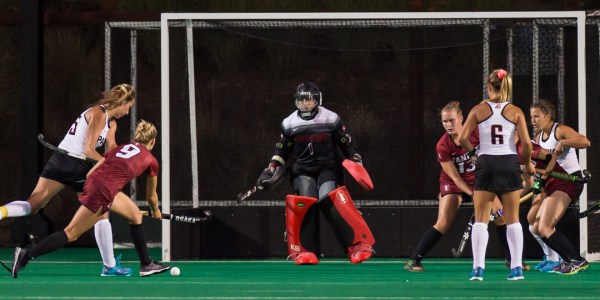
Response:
[0,248,598,299]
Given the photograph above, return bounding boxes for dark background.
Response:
[0,1,598,253]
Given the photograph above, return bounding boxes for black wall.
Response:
[171,206,580,260]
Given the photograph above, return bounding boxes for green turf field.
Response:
[0,248,598,299]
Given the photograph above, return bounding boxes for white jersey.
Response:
[58,105,110,155]
[477,101,517,156]
[537,122,581,174]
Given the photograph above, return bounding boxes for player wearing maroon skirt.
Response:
[518,141,588,275]
[12,120,171,278]
[79,143,158,214]
[527,99,590,272]
[437,126,477,197]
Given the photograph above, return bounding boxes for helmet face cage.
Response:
[294,94,318,112]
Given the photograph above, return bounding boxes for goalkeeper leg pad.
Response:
[285,195,319,265]
[323,186,375,263]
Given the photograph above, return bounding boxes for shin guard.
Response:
[323,186,375,263]
[285,195,319,264]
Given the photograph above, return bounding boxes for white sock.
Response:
[547,249,560,262]
[507,223,524,269]
[472,222,489,269]
[0,201,32,219]
[94,219,116,268]
[529,225,550,256]
[528,224,559,261]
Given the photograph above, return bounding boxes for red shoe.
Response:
[291,252,319,265]
[348,243,374,264]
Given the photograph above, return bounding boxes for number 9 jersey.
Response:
[79,143,158,214]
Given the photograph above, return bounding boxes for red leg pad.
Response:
[285,195,318,263]
[328,186,375,246]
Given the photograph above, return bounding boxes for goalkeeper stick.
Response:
[451,191,533,258]
[37,133,98,164]
[237,165,287,203]
[141,210,212,224]
[237,185,263,203]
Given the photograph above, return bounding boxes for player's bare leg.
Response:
[0,178,64,220]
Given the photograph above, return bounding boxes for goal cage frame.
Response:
[105,11,594,262]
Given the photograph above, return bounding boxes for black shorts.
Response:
[40,152,95,192]
[474,154,522,193]
[291,164,343,197]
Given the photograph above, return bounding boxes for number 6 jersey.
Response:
[477,101,517,156]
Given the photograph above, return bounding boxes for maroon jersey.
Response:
[436,127,478,196]
[79,143,158,213]
[517,141,577,200]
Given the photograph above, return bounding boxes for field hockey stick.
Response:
[451,191,533,258]
[538,169,591,183]
[0,260,11,274]
[579,202,600,218]
[237,164,287,203]
[451,212,474,258]
[37,133,98,164]
[237,185,263,203]
[141,209,213,224]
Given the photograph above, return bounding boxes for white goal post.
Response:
[160,12,588,262]
[106,11,594,262]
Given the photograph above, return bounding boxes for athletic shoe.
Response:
[348,242,374,264]
[139,260,170,277]
[404,259,424,272]
[507,266,525,280]
[534,256,549,271]
[12,247,30,279]
[505,260,531,271]
[555,259,589,275]
[101,254,132,276]
[540,260,561,273]
[469,267,484,281]
[289,252,319,265]
[551,260,569,273]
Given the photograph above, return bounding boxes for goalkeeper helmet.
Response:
[294,82,321,120]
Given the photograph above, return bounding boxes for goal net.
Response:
[106,11,599,261]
